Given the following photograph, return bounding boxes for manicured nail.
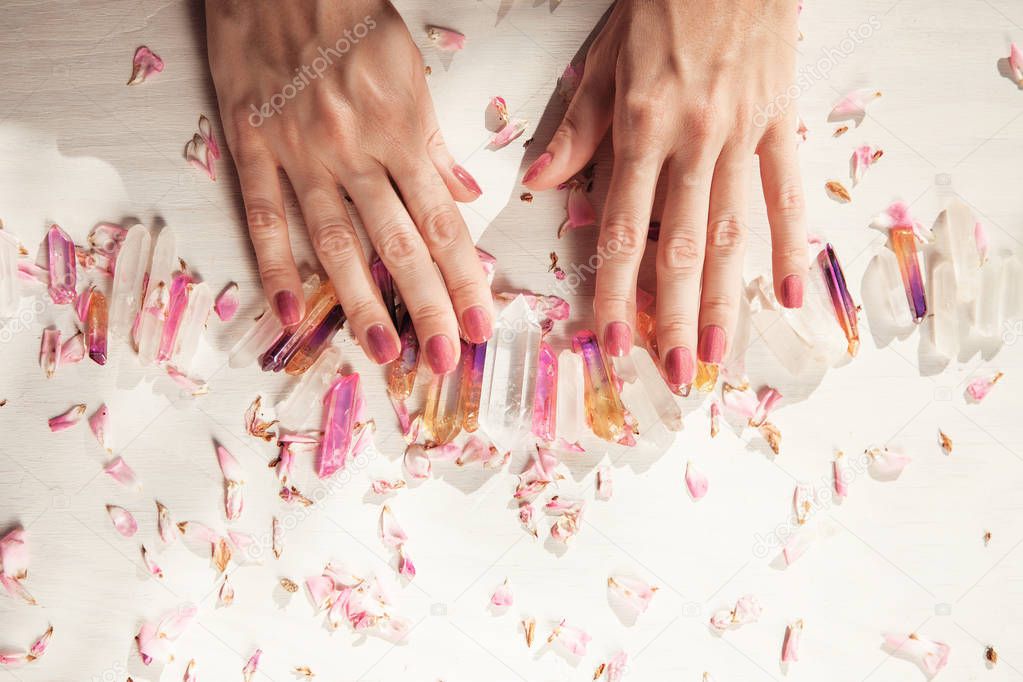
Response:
[462,305,492,343]
[780,274,804,308]
[274,290,301,327]
[523,152,552,184]
[366,324,399,364]
[425,334,457,374]
[664,346,694,388]
[698,325,727,364]
[603,321,632,357]
[452,164,482,197]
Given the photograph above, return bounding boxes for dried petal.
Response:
[833,125,849,137]
[490,578,513,607]
[217,576,234,607]
[760,421,781,454]
[851,145,883,185]
[828,88,882,124]
[107,505,138,537]
[559,180,597,237]
[710,399,721,438]
[294,666,315,678]
[216,444,245,520]
[397,546,415,580]
[974,221,989,263]
[793,483,813,525]
[40,328,60,378]
[141,545,163,578]
[709,594,762,632]
[88,404,111,452]
[48,403,86,432]
[825,180,851,203]
[938,429,953,455]
[518,502,538,538]
[135,603,197,665]
[490,119,529,150]
[378,505,408,548]
[183,659,198,681]
[796,116,808,144]
[547,619,591,656]
[272,517,283,559]
[606,651,628,682]
[883,632,950,676]
[403,443,432,480]
[242,648,261,682]
[244,396,278,442]
[986,645,998,665]
[607,575,657,614]
[966,372,1003,402]
[104,456,141,490]
[866,446,911,480]
[127,46,164,85]
[782,619,803,662]
[197,114,220,160]
[426,25,466,51]
[26,625,52,662]
[522,617,536,648]
[280,577,299,593]
[685,460,709,500]
[371,479,406,495]
[166,365,209,396]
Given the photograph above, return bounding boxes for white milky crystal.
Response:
[939,199,981,303]
[276,345,343,429]
[109,224,152,343]
[930,261,958,359]
[999,255,1023,326]
[0,231,19,318]
[746,277,813,375]
[556,349,585,446]
[629,347,682,432]
[974,259,1002,338]
[867,249,914,329]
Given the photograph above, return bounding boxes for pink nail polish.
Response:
[366,324,399,364]
[452,164,482,197]
[664,346,694,388]
[698,325,726,364]
[274,290,301,327]
[462,305,492,343]
[780,274,804,308]
[603,321,632,357]
[523,152,552,184]
[425,334,457,374]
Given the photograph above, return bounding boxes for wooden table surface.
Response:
[1,1,1022,680]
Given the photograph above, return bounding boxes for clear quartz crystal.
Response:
[556,349,585,447]
[1000,255,1023,324]
[276,345,342,429]
[574,329,636,444]
[0,230,19,317]
[423,364,463,446]
[478,295,542,453]
[46,224,77,305]
[173,281,213,371]
[974,258,1002,337]
[940,199,981,303]
[136,228,178,364]
[629,347,682,432]
[793,258,849,363]
[869,248,914,328]
[229,275,319,368]
[931,261,959,359]
[746,277,813,375]
[109,224,151,342]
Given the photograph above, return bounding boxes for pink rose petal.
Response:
[883,632,950,677]
[685,460,708,500]
[596,467,613,501]
[103,456,141,490]
[426,25,466,51]
[783,526,814,566]
[403,443,432,480]
[379,505,408,548]
[214,282,239,321]
[371,478,407,495]
[710,594,762,632]
[607,575,657,614]
[490,118,529,150]
[866,446,911,480]
[166,365,209,396]
[974,221,989,263]
[216,444,245,520]
[40,328,60,378]
[1009,43,1023,84]
[242,648,261,682]
[0,528,30,579]
[26,625,52,662]
[833,451,851,498]
[607,651,628,682]
[135,603,196,665]
[60,332,85,365]
[558,180,596,237]
[88,404,111,452]
[127,46,164,85]
[141,545,163,579]
[490,578,513,607]
[782,620,803,662]
[966,372,1002,402]
[48,403,86,432]
[106,505,138,537]
[828,88,882,125]
[156,502,177,545]
[851,145,883,185]
[218,576,234,607]
[547,620,591,656]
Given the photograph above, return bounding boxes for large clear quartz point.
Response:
[973,258,1002,338]
[930,261,959,359]
[109,224,152,344]
[0,230,19,317]
[938,199,981,303]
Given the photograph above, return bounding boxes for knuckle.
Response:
[246,201,286,239]
[658,235,703,276]
[775,243,808,267]
[313,223,359,262]
[342,295,382,325]
[257,261,293,285]
[377,221,422,266]
[773,185,806,220]
[686,104,719,142]
[701,293,736,319]
[657,313,697,337]
[707,218,746,253]
[408,300,450,328]
[445,276,483,304]
[418,203,463,251]
[601,217,645,259]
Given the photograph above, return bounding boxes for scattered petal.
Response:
[127,46,164,85]
[833,125,849,137]
[489,96,510,127]
[214,282,239,321]
[183,659,198,682]
[596,467,612,501]
[966,372,1003,402]
[522,617,536,648]
[0,527,30,579]
[866,446,911,480]
[825,180,851,203]
[783,526,814,566]
[986,645,998,666]
[833,451,851,498]
[156,502,177,544]
[280,577,299,593]
[547,619,591,656]
[606,651,628,682]
[244,396,278,442]
[426,25,466,51]
[106,505,138,537]
[242,648,261,682]
[88,404,111,452]
[871,200,932,242]
[852,145,883,185]
[490,119,529,150]
[294,665,315,678]
[141,545,163,579]
[760,421,782,454]
[1009,43,1023,85]
[793,483,813,525]
[938,429,953,455]
[218,576,234,607]
[782,619,803,663]
[216,444,245,520]
[60,332,85,365]
[40,328,60,378]
[272,517,283,559]
[166,365,209,396]
[796,116,808,144]
[710,399,721,438]
[685,461,709,500]
[607,575,657,615]
[104,456,141,490]
[371,479,407,495]
[378,505,408,548]
[48,403,86,432]
[397,547,416,581]
[26,625,52,662]
[135,603,197,665]
[491,578,513,608]
[974,221,989,263]
[710,594,762,632]
[828,88,882,125]
[518,502,538,538]
[403,443,432,480]
[558,180,597,236]
[882,632,950,677]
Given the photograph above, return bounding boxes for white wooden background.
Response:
[2,1,1023,681]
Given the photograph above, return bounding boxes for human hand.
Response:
[206,0,492,372]
[524,0,807,392]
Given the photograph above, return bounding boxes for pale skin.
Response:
[206,0,806,391]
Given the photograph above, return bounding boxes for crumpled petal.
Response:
[244,396,278,442]
[106,505,138,537]
[141,545,163,579]
[179,521,232,573]
[213,282,239,321]
[558,180,596,237]
[371,479,407,495]
[127,45,164,85]
[518,502,538,538]
[135,603,197,665]
[242,648,262,682]
[828,88,882,125]
[607,651,628,682]
[851,145,883,185]
[378,505,408,548]
[709,594,762,632]
[156,501,177,544]
[782,620,803,662]
[48,403,86,432]
[866,446,911,480]
[550,503,584,543]
[490,578,513,607]
[607,575,657,614]
[403,443,432,480]
[966,372,1002,402]
[426,25,466,51]
[883,632,950,676]
[685,461,709,500]
[104,456,141,490]
[88,404,111,452]
[489,96,510,127]
[490,118,529,150]
[793,483,814,525]
[547,620,591,656]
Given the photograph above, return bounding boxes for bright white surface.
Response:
[1,1,1023,681]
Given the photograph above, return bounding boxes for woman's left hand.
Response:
[524,0,807,393]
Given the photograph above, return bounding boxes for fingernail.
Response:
[366,324,399,364]
[780,274,804,308]
[603,321,632,357]
[452,164,482,197]
[698,325,727,364]
[665,346,694,388]
[425,334,457,374]
[523,152,552,184]
[274,290,301,327]
[462,305,492,343]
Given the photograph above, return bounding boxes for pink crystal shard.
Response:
[156,272,192,363]
[572,330,637,445]
[317,373,362,478]
[86,288,109,365]
[531,342,558,442]
[46,224,76,304]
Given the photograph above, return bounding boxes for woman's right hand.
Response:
[206,0,493,373]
